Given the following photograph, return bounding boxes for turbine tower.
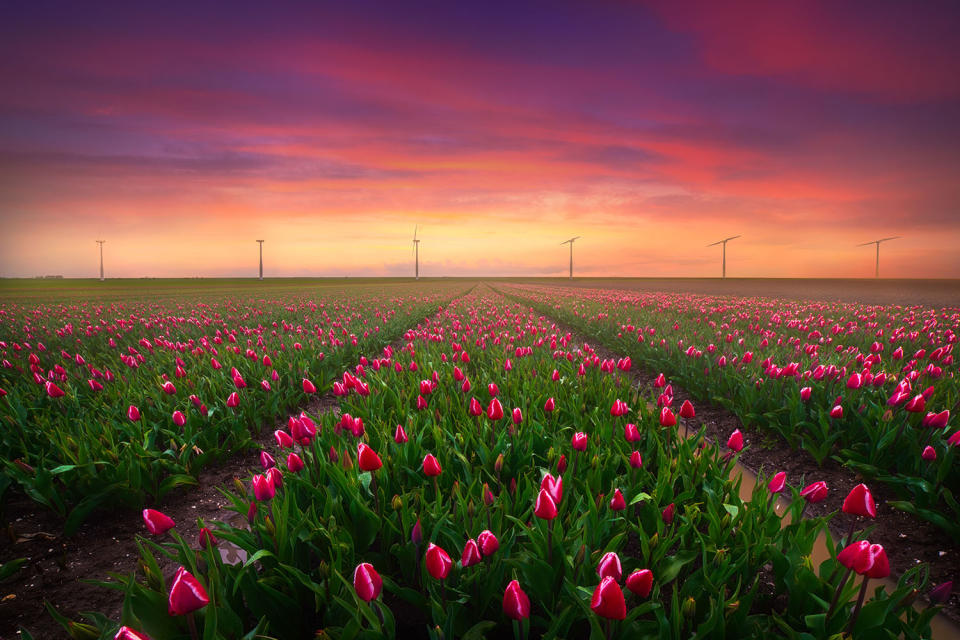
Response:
[412,226,420,280]
[96,240,105,281]
[707,235,740,279]
[256,240,264,280]
[560,236,580,280]
[857,236,900,278]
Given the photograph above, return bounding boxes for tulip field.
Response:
[1,280,957,639]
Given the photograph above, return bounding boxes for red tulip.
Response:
[610,399,629,417]
[726,429,743,452]
[572,432,588,451]
[468,397,483,416]
[394,424,408,443]
[226,392,239,408]
[534,489,558,520]
[800,387,812,402]
[503,579,531,620]
[597,551,622,582]
[478,529,499,556]
[629,451,643,469]
[172,410,186,427]
[416,395,428,410]
[266,466,283,489]
[128,405,141,421]
[591,576,626,620]
[541,473,563,504]
[487,397,504,420]
[557,454,568,473]
[198,527,218,549]
[423,453,442,477]
[302,378,317,394]
[45,381,65,398]
[624,423,641,442]
[512,407,523,425]
[274,430,293,448]
[829,405,843,419]
[842,483,876,518]
[905,394,926,413]
[161,381,177,395]
[626,569,653,598]
[679,400,695,419]
[544,397,555,412]
[411,518,423,546]
[800,481,828,503]
[654,373,666,387]
[609,489,626,511]
[353,562,382,602]
[662,502,675,524]
[929,581,954,605]
[767,471,786,494]
[358,443,383,472]
[168,567,210,615]
[488,382,499,396]
[114,626,152,640]
[426,542,453,579]
[922,446,937,461]
[286,453,305,472]
[461,539,482,567]
[252,474,275,501]
[659,407,676,427]
[260,450,276,470]
[949,430,960,446]
[837,540,890,578]
[846,373,863,389]
[925,410,950,429]
[142,509,175,535]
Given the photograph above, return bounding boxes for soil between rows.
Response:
[2,292,958,638]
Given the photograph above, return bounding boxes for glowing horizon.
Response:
[2,1,959,279]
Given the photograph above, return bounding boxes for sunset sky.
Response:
[2,1,959,279]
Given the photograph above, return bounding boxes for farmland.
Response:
[1,278,958,639]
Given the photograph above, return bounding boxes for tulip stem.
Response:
[846,578,870,634]
[547,519,553,563]
[187,611,200,640]
[605,618,612,640]
[827,566,853,620]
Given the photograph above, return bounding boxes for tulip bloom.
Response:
[114,627,152,640]
[286,453,305,473]
[172,410,186,427]
[661,502,675,524]
[198,527,218,549]
[534,489,558,520]
[274,430,293,448]
[512,407,523,425]
[609,489,626,511]
[260,451,276,470]
[357,443,383,472]
[503,579,531,620]
[487,397,504,420]
[571,432,588,451]
[478,530,499,556]
[425,543,453,580]
[800,481,828,503]
[252,474,276,501]
[468,397,483,416]
[541,473,563,505]
[591,576,626,620]
[544,397,555,412]
[659,407,676,427]
[168,567,210,616]
[837,540,890,579]
[767,471,787,495]
[629,451,643,469]
[226,392,239,408]
[679,400,695,419]
[461,539,482,568]
[302,378,317,394]
[423,454,442,477]
[45,381,65,398]
[597,551,622,582]
[829,405,844,419]
[726,430,743,452]
[624,423,641,442]
[842,484,877,518]
[626,569,653,598]
[353,563,382,602]
[142,509,175,535]
[394,424,409,443]
[800,387,812,402]
[161,381,177,395]
[922,446,937,461]
[128,405,141,421]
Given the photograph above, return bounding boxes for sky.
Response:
[1,0,959,279]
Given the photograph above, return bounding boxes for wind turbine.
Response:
[857,236,900,278]
[412,226,420,280]
[707,235,740,279]
[560,236,580,280]
[256,240,264,280]
[96,240,105,281]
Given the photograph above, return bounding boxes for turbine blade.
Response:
[725,235,741,242]
[706,240,723,247]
